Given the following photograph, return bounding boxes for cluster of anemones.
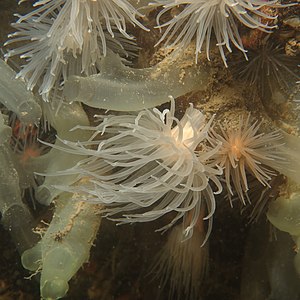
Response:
[48,99,283,241]
[38,98,284,300]
[2,1,294,299]
[5,0,286,100]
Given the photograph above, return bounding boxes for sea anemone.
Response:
[16,0,147,32]
[245,174,284,223]
[210,114,283,205]
[234,36,300,100]
[5,0,147,99]
[154,0,280,66]
[153,213,208,300]
[48,98,222,240]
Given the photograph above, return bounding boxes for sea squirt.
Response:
[64,51,210,111]
[0,131,38,254]
[0,59,41,126]
[30,101,91,206]
[21,192,102,300]
[267,179,300,278]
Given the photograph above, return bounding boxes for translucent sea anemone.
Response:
[210,115,283,205]
[154,0,280,66]
[18,0,148,32]
[5,0,147,99]
[49,98,222,240]
[153,215,208,299]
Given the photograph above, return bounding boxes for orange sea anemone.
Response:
[210,114,283,205]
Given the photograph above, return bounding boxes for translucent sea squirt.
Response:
[0,59,41,125]
[64,51,210,111]
[21,192,102,300]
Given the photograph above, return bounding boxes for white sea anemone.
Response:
[210,115,283,205]
[154,0,280,66]
[153,223,208,299]
[5,0,147,99]
[49,98,222,240]
[153,210,208,300]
